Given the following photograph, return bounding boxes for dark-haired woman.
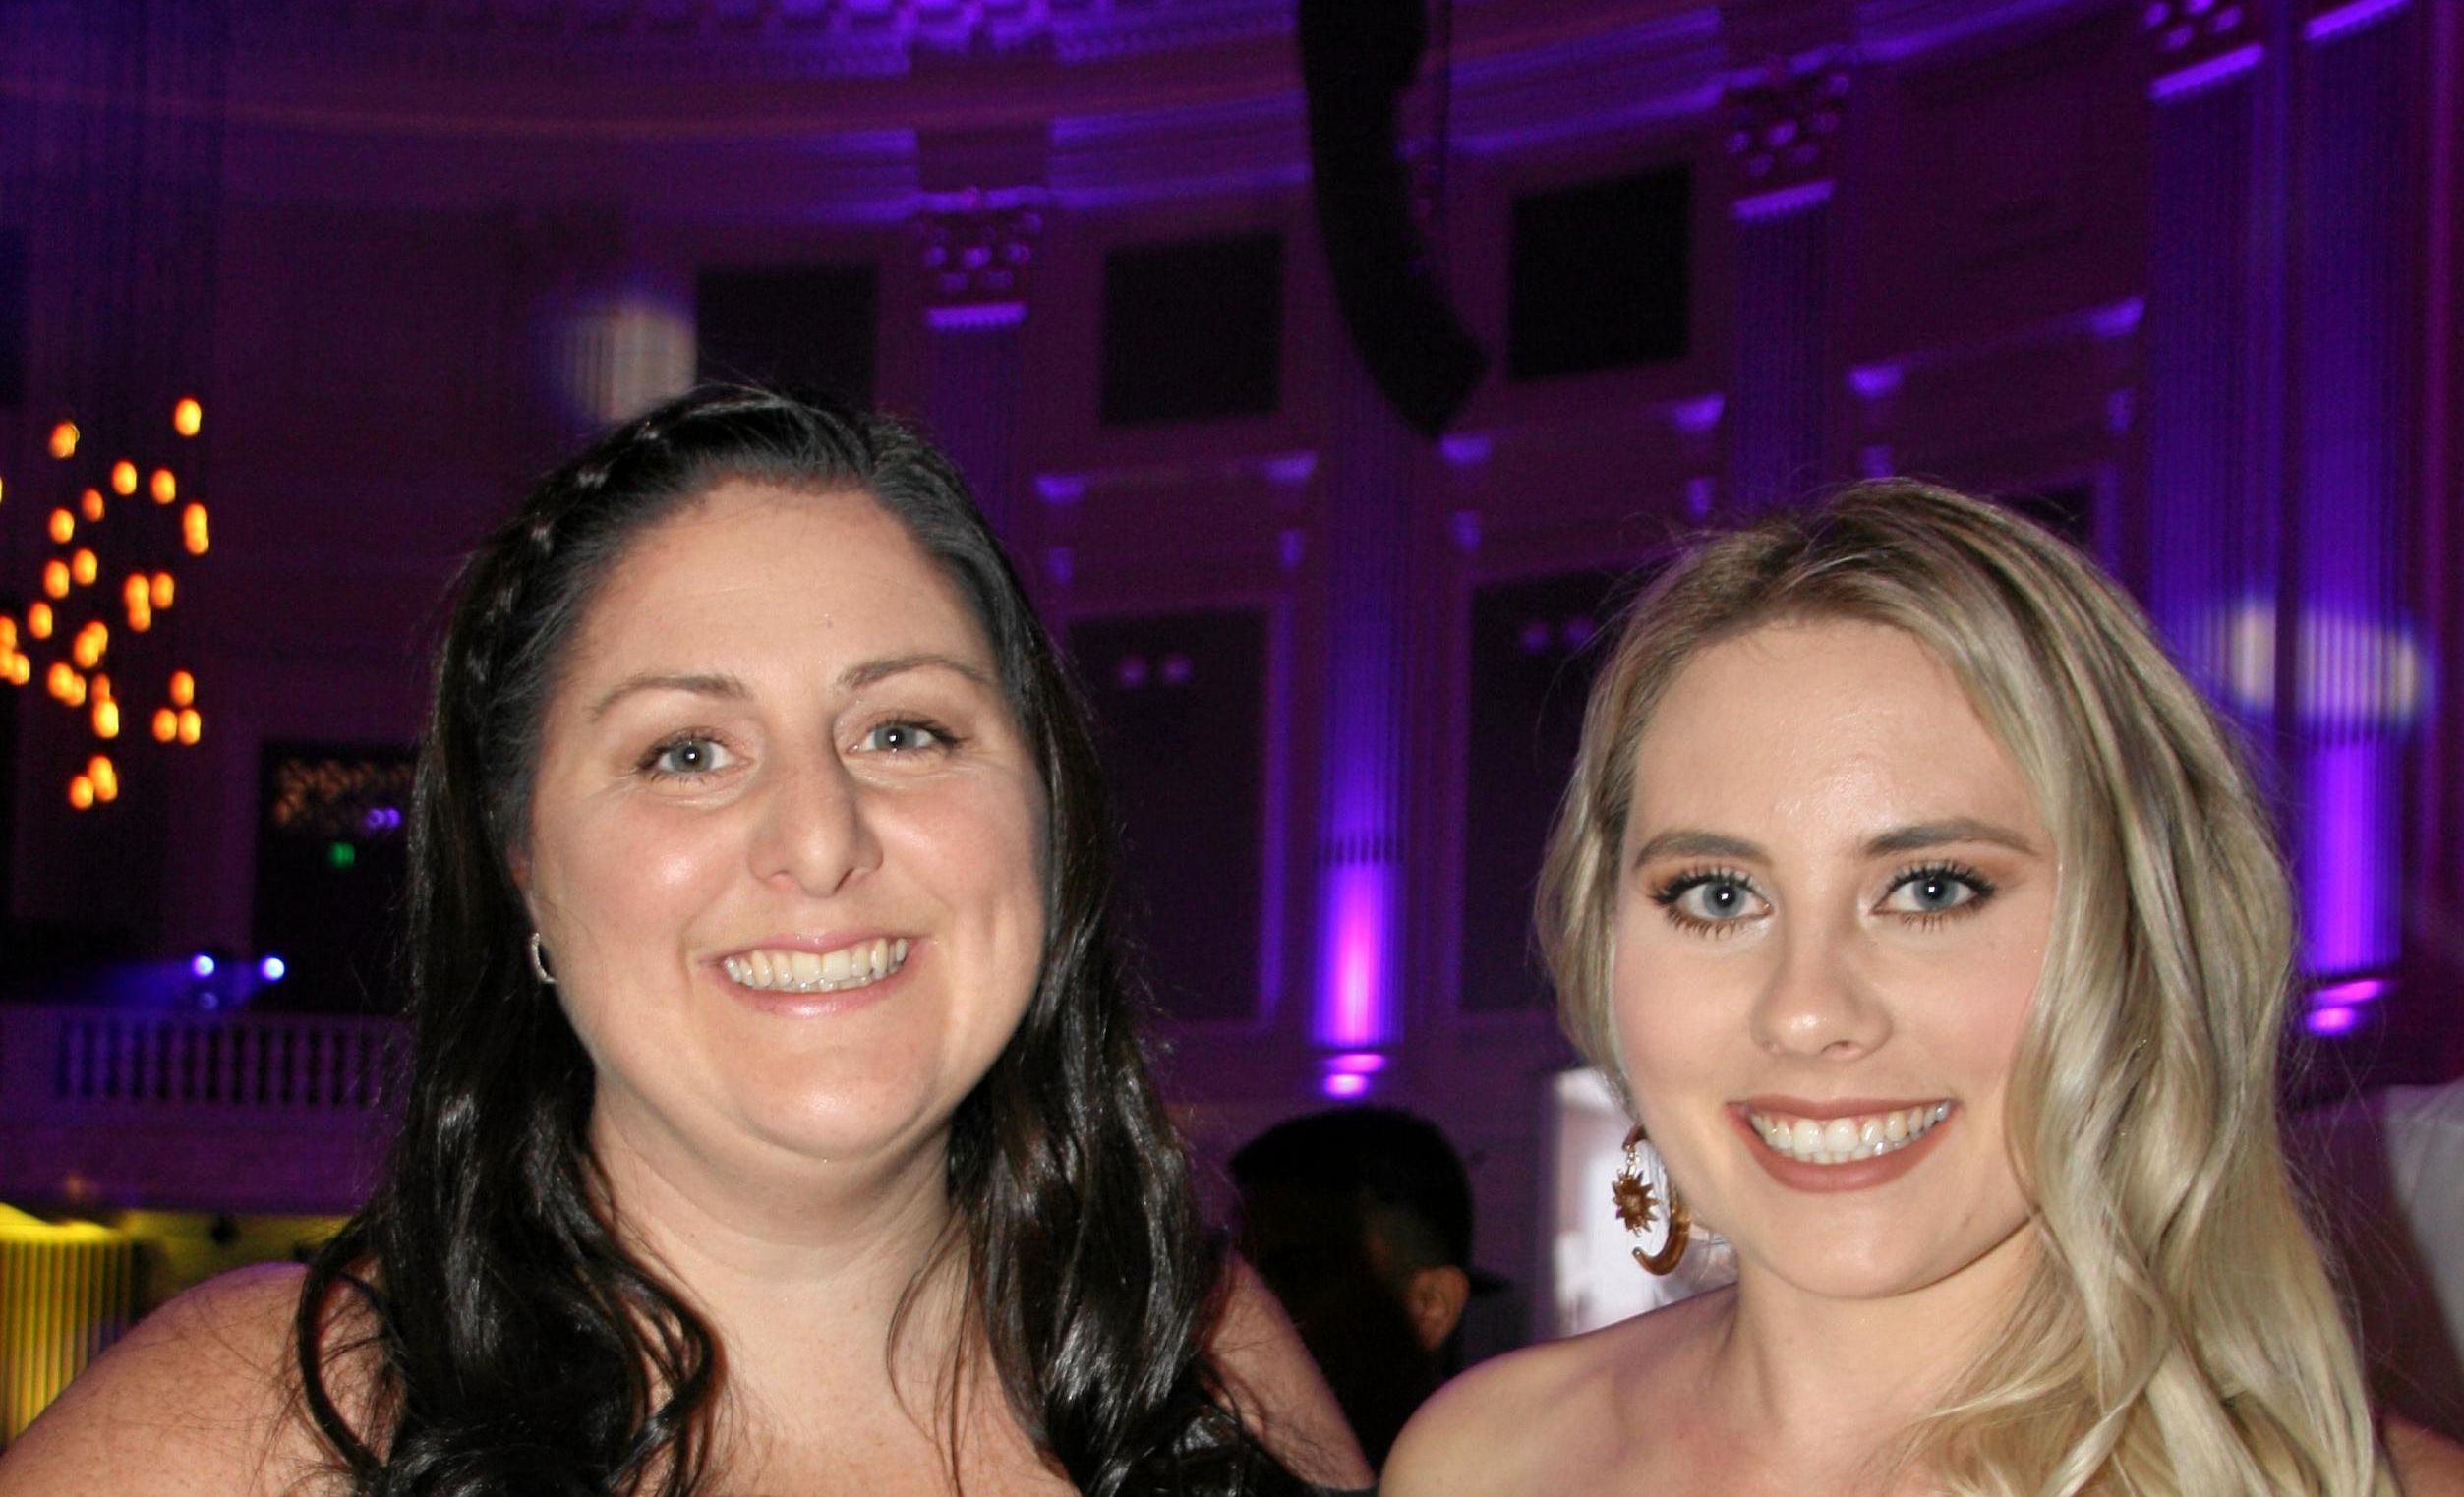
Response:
[0,387,1369,1497]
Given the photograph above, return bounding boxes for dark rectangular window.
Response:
[253,744,416,1014]
[1461,569,1633,1012]
[1069,608,1268,1022]
[1100,233,1282,426]
[0,229,26,408]
[1508,166,1690,380]
[696,263,878,406]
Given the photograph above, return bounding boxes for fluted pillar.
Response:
[1721,47,1850,509]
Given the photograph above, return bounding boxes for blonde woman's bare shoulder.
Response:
[1384,1291,1721,1497]
[0,1262,341,1497]
[2388,1413,2464,1496]
[1209,1255,1377,1490]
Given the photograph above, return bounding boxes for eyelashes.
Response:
[1646,861,1998,935]
[632,716,964,782]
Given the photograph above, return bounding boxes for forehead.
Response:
[1627,618,2039,841]
[563,479,994,679]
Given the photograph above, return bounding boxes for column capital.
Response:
[2142,0,2265,100]
[1720,52,1850,216]
[913,192,1045,324]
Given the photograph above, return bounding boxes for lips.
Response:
[721,936,909,995]
[1744,1101,1950,1165]
[1729,1098,1960,1193]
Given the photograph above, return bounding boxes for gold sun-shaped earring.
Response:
[1610,1123,1690,1275]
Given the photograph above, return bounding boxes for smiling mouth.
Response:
[723,938,909,995]
[1744,1103,1952,1166]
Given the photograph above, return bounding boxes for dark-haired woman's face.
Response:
[517,480,1046,1194]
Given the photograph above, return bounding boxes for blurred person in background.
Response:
[1233,1106,1495,1468]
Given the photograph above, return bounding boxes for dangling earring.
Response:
[526,931,557,987]
[1611,1123,1690,1275]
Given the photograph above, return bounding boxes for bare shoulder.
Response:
[2388,1413,2464,1496]
[1207,1255,1376,1491]
[0,1262,341,1497]
[1383,1291,1722,1497]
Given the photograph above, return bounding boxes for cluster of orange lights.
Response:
[6,398,208,808]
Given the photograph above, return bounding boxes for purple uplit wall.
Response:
[2290,1,2418,980]
[1309,351,1413,1054]
[2141,0,2430,1003]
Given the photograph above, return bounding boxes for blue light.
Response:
[190,953,215,979]
[258,955,286,983]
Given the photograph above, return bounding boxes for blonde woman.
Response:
[1384,483,2464,1496]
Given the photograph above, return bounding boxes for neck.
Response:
[1698,1223,2038,1488]
[586,1098,975,1411]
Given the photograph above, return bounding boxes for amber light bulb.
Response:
[71,548,98,587]
[49,422,79,459]
[149,469,176,504]
[151,707,177,742]
[28,603,53,639]
[110,460,138,496]
[47,509,73,544]
[173,397,203,437]
[169,669,195,707]
[68,776,94,810]
[79,489,104,522]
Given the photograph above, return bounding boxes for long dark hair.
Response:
[296,386,1308,1496]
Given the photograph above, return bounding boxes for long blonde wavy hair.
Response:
[1538,481,2393,1496]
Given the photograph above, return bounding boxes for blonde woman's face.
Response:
[1612,619,2053,1304]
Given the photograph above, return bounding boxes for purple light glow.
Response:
[1261,451,1319,487]
[2303,743,2399,975]
[1846,362,1904,400]
[1322,1072,1371,1100]
[922,300,1026,332]
[2148,41,2262,101]
[2304,0,2411,43]
[2088,296,2146,340]
[1317,863,1392,1048]
[2306,1005,2363,1036]
[1327,1051,1387,1074]
[1669,394,1724,435]
[1731,179,1835,223]
[1438,433,1493,468]
[189,954,215,979]
[1033,473,1086,505]
[2313,976,2391,1007]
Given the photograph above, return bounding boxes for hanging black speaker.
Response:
[1297,0,1488,438]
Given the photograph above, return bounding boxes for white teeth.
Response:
[1747,1104,1951,1166]
[723,939,911,996]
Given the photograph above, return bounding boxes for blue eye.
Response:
[859,720,946,754]
[1651,869,1769,931]
[1880,864,1994,919]
[642,734,733,777]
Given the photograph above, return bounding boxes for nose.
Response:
[749,749,882,897]
[1750,913,1890,1060]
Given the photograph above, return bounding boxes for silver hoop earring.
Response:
[526,931,557,986]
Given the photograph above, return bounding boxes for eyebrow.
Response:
[838,653,996,692]
[1627,818,2038,868]
[1861,818,2038,857]
[586,655,997,722]
[1628,829,1766,867]
[588,671,750,721]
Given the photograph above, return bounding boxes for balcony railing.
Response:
[0,1006,404,1215]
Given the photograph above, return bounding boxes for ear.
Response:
[1400,1264,1471,1353]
